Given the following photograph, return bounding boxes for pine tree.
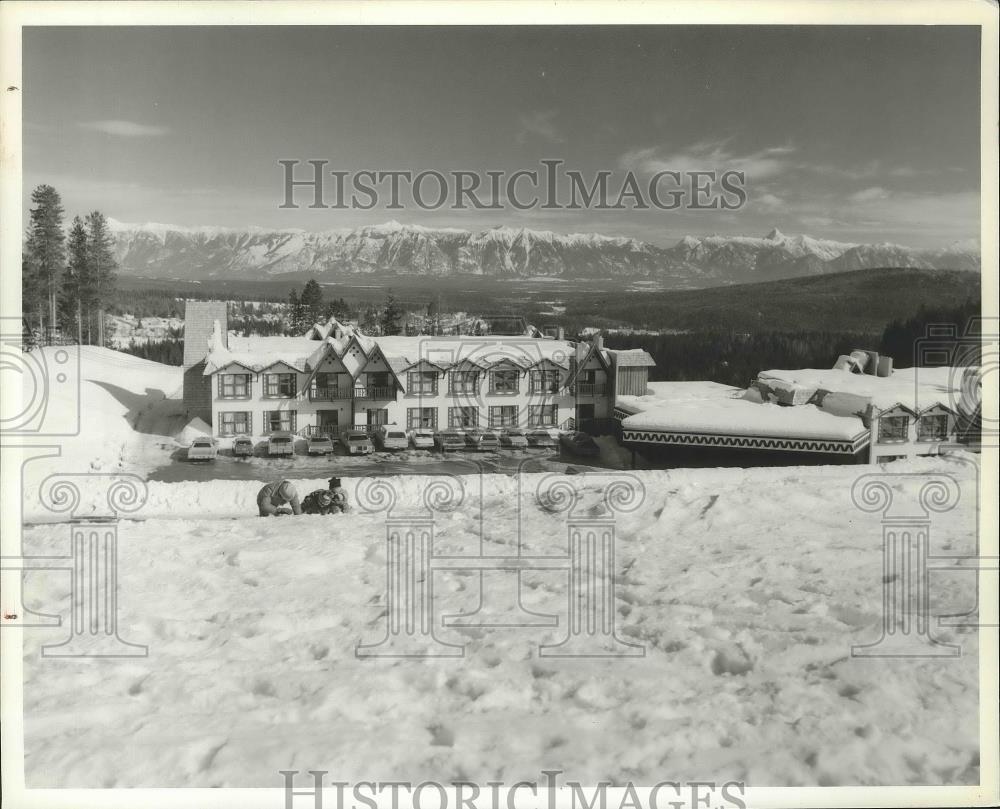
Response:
[23,184,66,337]
[85,211,117,345]
[360,306,381,335]
[301,278,324,325]
[288,288,306,333]
[380,291,403,336]
[59,217,89,343]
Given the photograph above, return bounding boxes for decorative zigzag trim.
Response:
[621,429,870,454]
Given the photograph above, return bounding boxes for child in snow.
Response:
[302,477,349,515]
[257,479,302,517]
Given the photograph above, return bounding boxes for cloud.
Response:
[79,119,171,137]
[850,186,891,202]
[621,138,796,181]
[515,110,565,144]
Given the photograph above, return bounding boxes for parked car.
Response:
[307,434,335,456]
[376,425,409,451]
[559,430,600,457]
[267,431,295,457]
[409,428,435,450]
[500,428,529,449]
[231,436,255,458]
[340,429,374,455]
[435,430,466,452]
[526,428,558,448]
[477,431,501,452]
[187,436,218,461]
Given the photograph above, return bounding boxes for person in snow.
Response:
[257,479,302,517]
[302,477,349,515]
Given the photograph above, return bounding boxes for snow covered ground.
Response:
[11,348,983,788]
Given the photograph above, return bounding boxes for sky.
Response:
[23,25,982,248]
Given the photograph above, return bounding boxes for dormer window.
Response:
[878,414,909,443]
[218,373,251,399]
[407,370,438,395]
[264,373,296,398]
[917,414,949,442]
[491,369,519,395]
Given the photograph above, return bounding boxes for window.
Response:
[366,408,389,428]
[489,405,518,428]
[491,370,519,395]
[877,455,906,464]
[219,411,251,435]
[263,410,296,432]
[312,372,347,399]
[878,415,909,443]
[449,406,479,429]
[529,404,558,427]
[530,370,561,394]
[218,373,251,399]
[407,407,438,430]
[407,370,438,395]
[917,414,949,442]
[449,371,479,395]
[264,373,297,398]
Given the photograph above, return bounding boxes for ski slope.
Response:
[13,348,982,787]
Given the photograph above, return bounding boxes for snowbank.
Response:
[20,456,981,787]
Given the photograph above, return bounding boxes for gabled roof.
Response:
[526,356,569,371]
[917,402,958,417]
[875,402,919,417]
[357,344,404,390]
[485,357,528,371]
[213,360,258,375]
[259,359,305,374]
[400,358,448,373]
[565,341,611,387]
[607,348,657,368]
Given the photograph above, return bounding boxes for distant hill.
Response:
[582,267,982,333]
[109,219,981,288]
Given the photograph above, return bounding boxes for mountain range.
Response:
[108,219,981,287]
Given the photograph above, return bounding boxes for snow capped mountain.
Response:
[110,221,981,285]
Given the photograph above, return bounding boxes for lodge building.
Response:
[181,301,656,438]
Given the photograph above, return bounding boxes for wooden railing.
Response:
[309,385,354,401]
[572,382,607,396]
[353,386,394,399]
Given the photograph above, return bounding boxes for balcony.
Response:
[309,385,353,402]
[353,385,395,400]
[573,382,607,396]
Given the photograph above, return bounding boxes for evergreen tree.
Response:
[323,296,353,322]
[380,291,403,336]
[288,288,307,333]
[23,184,66,336]
[58,217,90,343]
[360,306,381,334]
[85,211,117,345]
[301,278,324,325]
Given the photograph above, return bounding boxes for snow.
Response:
[622,398,868,440]
[758,366,964,412]
[13,348,981,787]
[19,457,980,787]
[617,381,742,415]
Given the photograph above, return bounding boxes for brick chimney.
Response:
[182,300,229,424]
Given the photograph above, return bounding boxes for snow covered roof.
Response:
[622,398,868,442]
[757,366,965,413]
[607,348,657,368]
[205,331,578,376]
[616,381,743,416]
[203,330,318,374]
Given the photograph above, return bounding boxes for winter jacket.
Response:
[257,480,302,516]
